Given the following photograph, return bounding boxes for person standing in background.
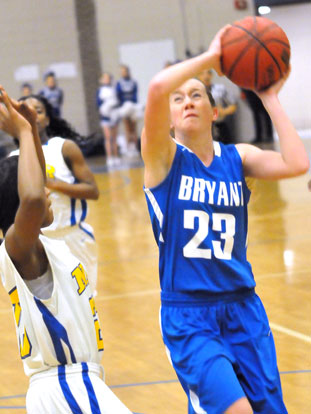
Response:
[96,72,121,169]
[198,68,237,144]
[116,64,140,156]
[39,71,64,117]
[20,83,33,97]
[241,88,274,144]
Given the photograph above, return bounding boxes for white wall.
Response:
[0,0,87,134]
[266,3,311,134]
[95,0,254,84]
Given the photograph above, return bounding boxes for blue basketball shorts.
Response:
[160,289,288,414]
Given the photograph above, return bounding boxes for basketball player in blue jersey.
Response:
[142,27,309,414]
[0,87,132,414]
[10,94,99,293]
[116,65,140,155]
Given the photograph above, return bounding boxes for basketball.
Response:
[220,16,290,91]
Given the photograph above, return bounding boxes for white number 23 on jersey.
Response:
[183,210,236,260]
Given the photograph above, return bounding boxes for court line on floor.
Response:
[270,322,311,344]
[255,268,309,280]
[2,371,311,409]
[0,395,25,400]
[4,369,311,400]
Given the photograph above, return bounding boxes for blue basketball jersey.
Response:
[144,141,256,293]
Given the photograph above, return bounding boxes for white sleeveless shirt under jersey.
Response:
[10,137,89,231]
[43,137,88,231]
[0,235,103,377]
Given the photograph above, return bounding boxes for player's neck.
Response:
[176,133,214,166]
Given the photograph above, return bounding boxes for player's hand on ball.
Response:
[208,25,231,76]
[256,65,291,99]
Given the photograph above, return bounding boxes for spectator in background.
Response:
[39,71,64,117]
[20,83,33,97]
[116,65,142,156]
[241,88,274,144]
[198,68,237,144]
[96,72,121,168]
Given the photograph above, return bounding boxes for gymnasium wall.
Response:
[95,0,255,140]
[0,0,310,140]
[266,3,311,136]
[0,0,88,135]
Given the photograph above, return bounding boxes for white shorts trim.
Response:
[29,362,104,383]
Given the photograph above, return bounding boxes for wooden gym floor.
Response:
[0,140,310,413]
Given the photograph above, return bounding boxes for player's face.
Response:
[21,86,32,97]
[101,73,111,85]
[170,79,216,135]
[24,98,49,137]
[46,75,56,88]
[121,66,129,78]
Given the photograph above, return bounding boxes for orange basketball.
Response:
[220,16,290,91]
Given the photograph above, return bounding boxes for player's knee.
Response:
[224,397,253,414]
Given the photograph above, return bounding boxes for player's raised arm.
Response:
[141,26,229,188]
[46,139,99,200]
[237,74,310,180]
[0,87,51,265]
[9,97,46,177]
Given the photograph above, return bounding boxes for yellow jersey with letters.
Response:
[0,235,103,377]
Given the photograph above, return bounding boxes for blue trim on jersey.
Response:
[79,222,95,240]
[80,199,87,222]
[81,362,101,414]
[70,198,77,226]
[34,298,76,365]
[58,366,83,414]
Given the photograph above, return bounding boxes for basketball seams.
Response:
[222,34,290,54]
[253,20,279,40]
[230,23,285,78]
[223,23,289,49]
[222,34,254,48]
[225,37,255,79]
[262,38,290,49]
[221,16,290,90]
